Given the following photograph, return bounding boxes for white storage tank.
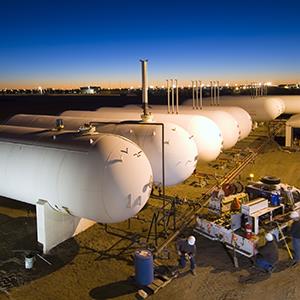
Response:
[180,103,252,139]
[157,109,239,149]
[0,125,153,223]
[147,113,223,162]
[286,114,300,127]
[60,109,224,160]
[275,96,300,114]
[63,108,238,150]
[194,96,285,121]
[102,107,224,161]
[5,114,198,186]
[105,106,239,150]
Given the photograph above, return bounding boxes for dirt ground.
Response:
[1,124,300,300]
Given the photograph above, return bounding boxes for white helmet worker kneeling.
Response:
[176,235,197,275]
[290,211,300,264]
[254,233,279,273]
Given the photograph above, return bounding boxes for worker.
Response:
[176,235,197,275]
[255,233,278,272]
[290,211,300,264]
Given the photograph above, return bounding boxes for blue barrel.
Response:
[270,193,280,206]
[134,249,154,286]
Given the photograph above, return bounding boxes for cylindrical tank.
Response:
[112,106,239,150]
[0,125,153,223]
[134,249,154,286]
[180,103,252,139]
[4,114,198,186]
[62,109,224,160]
[286,114,300,127]
[193,96,285,121]
[116,106,224,161]
[63,108,238,150]
[275,96,300,114]
[62,110,224,161]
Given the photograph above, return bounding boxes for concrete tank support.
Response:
[285,125,292,147]
[37,200,95,253]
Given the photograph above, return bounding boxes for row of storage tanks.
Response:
[0,95,297,225]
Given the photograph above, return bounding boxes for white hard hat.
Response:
[265,233,274,242]
[188,235,196,246]
[290,211,300,219]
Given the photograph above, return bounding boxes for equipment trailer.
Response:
[194,178,300,258]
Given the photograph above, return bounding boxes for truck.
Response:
[194,177,300,258]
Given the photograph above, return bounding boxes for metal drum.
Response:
[134,249,154,286]
[270,194,280,206]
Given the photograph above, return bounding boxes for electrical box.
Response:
[231,213,242,231]
[241,198,268,215]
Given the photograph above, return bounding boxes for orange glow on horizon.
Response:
[0,78,299,90]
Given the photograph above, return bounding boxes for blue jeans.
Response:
[292,237,300,262]
[179,254,196,270]
[255,258,273,272]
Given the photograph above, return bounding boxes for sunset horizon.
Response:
[1,1,299,90]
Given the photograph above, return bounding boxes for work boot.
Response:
[191,269,197,276]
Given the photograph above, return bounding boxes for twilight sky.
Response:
[1,0,300,88]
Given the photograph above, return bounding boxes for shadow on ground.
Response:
[164,230,294,286]
[89,279,138,299]
[0,197,79,291]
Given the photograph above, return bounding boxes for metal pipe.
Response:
[171,79,174,114]
[192,81,195,109]
[215,81,218,105]
[217,81,220,105]
[140,59,148,116]
[175,79,179,114]
[213,81,216,106]
[210,81,213,105]
[215,81,217,106]
[259,85,263,97]
[161,123,166,234]
[199,80,202,109]
[211,81,213,105]
[167,80,170,113]
[259,85,261,97]
[195,80,199,109]
[212,81,214,106]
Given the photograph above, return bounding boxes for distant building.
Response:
[80,86,101,94]
[278,83,300,89]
